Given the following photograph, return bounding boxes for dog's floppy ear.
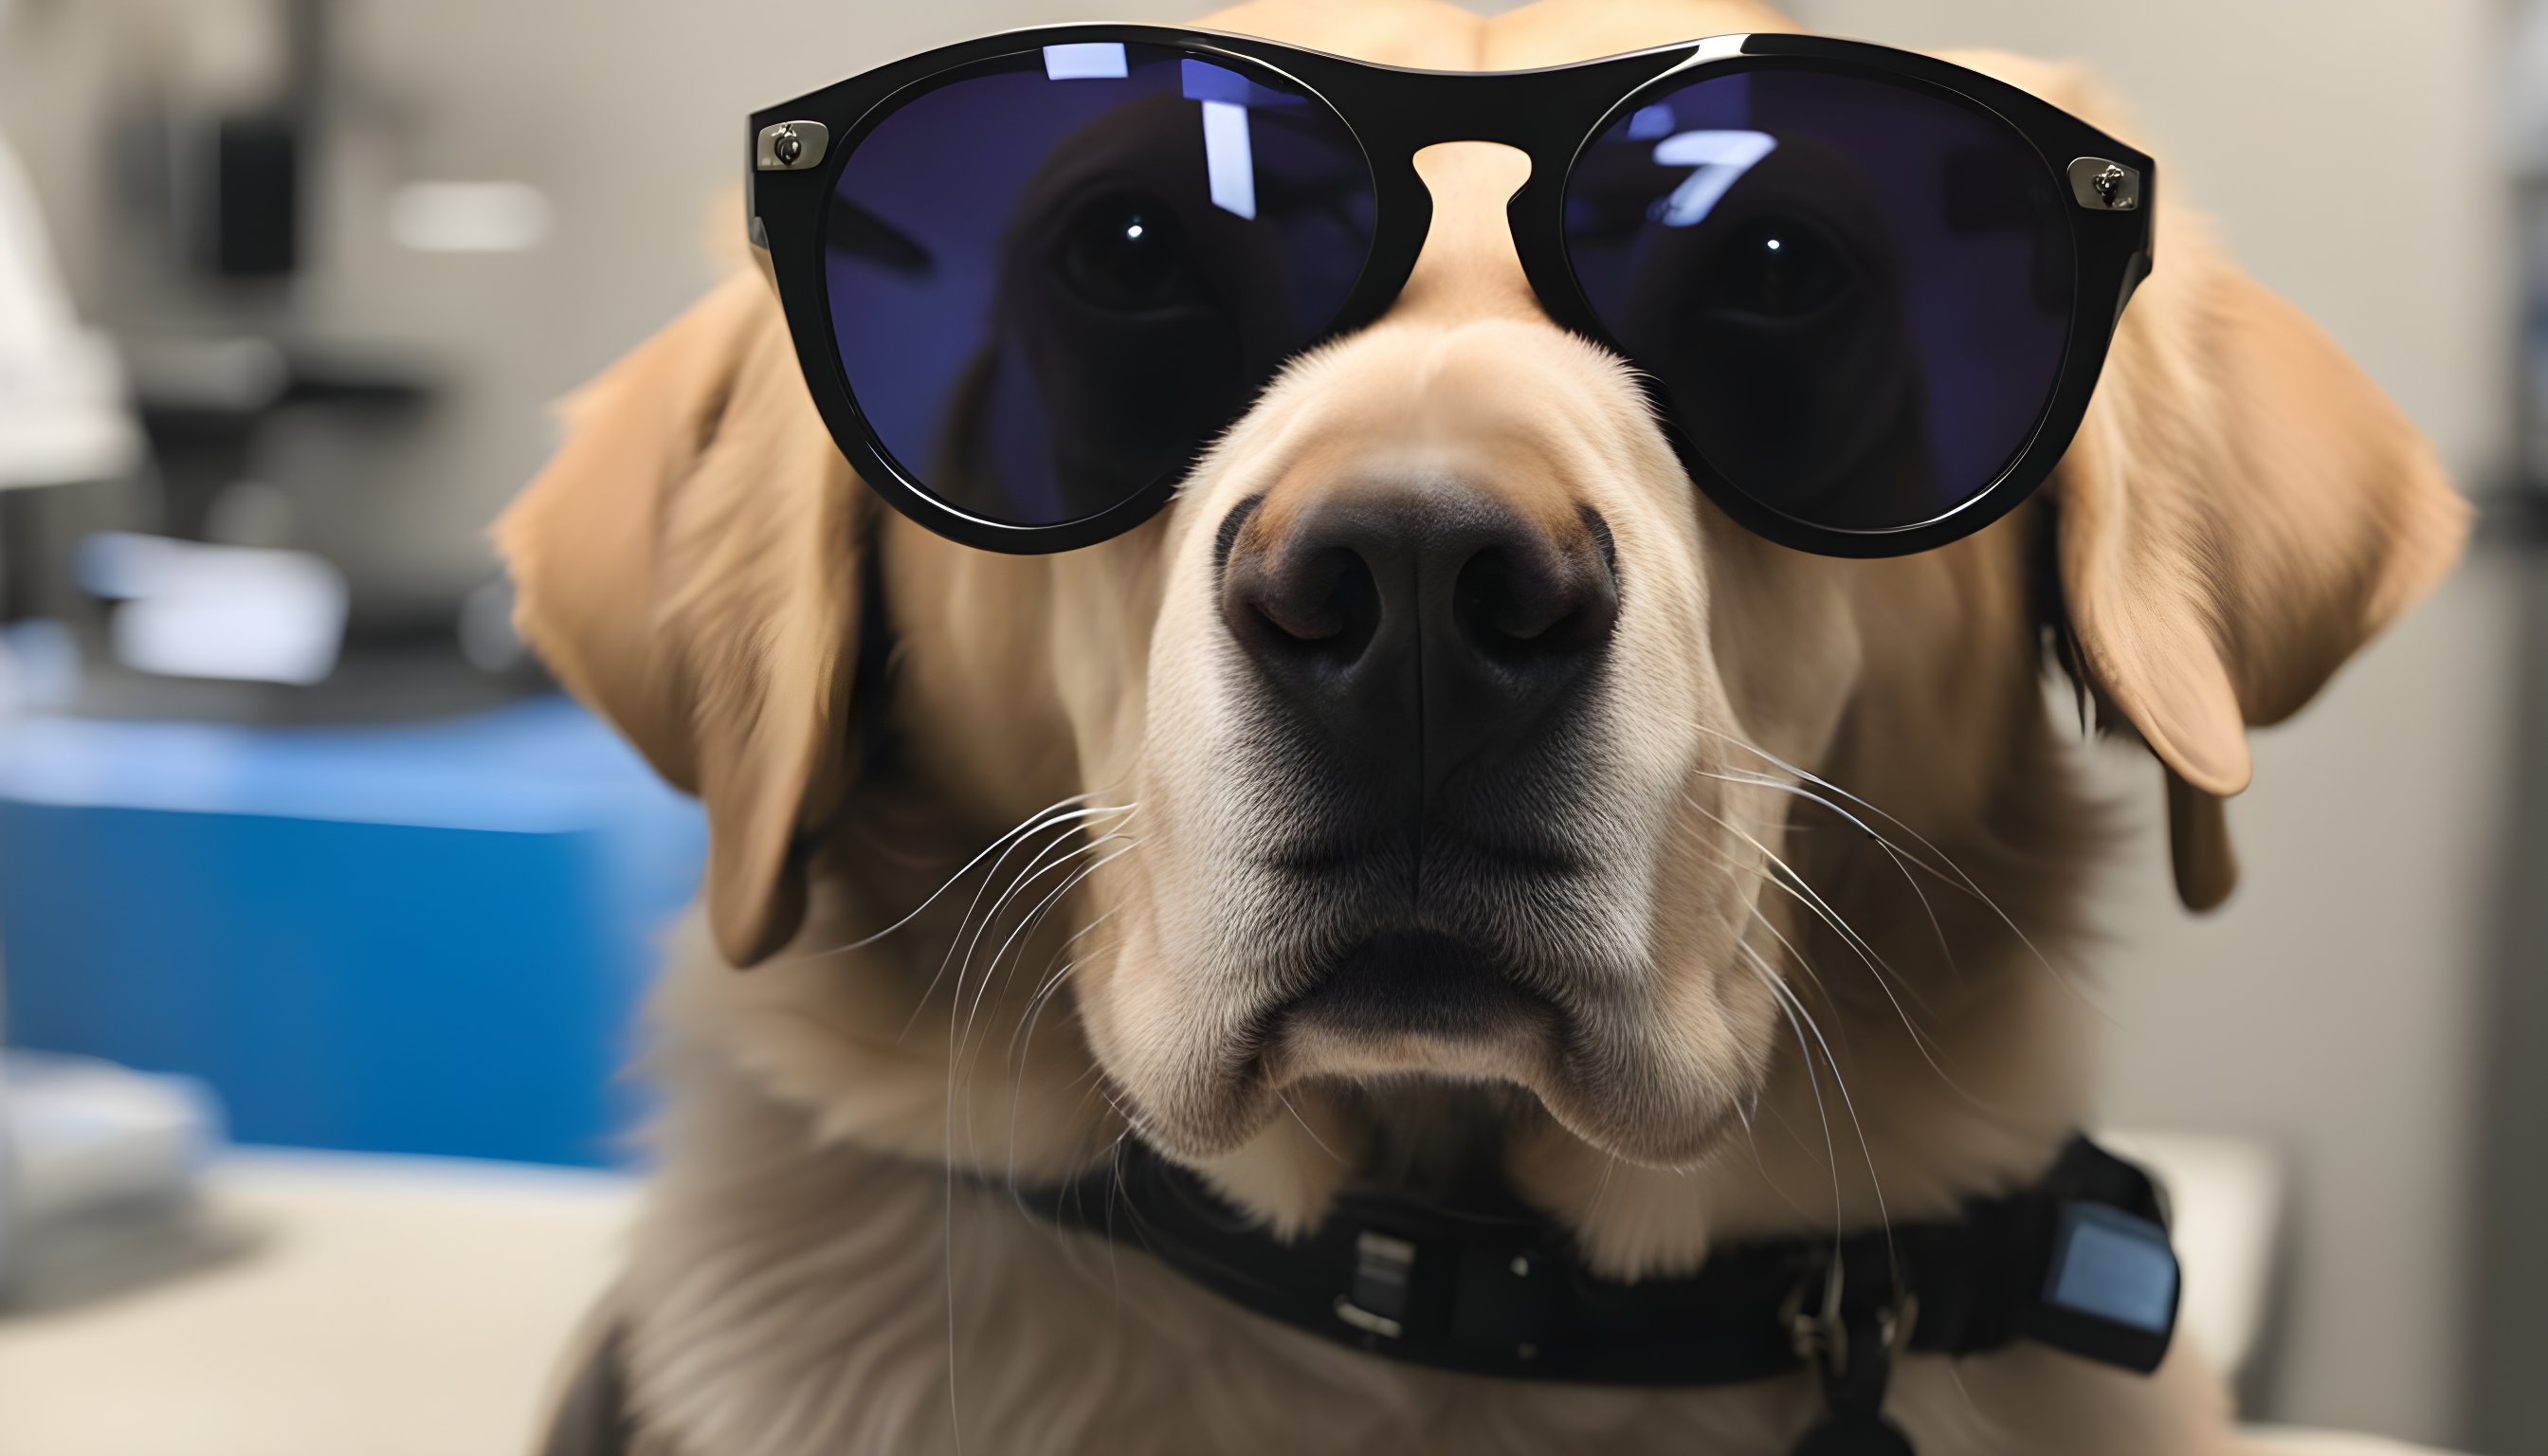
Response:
[498,269,864,965]
[2057,209,2466,912]
[1950,51,2470,911]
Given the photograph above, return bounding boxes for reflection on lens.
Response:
[1701,217,1853,317]
[828,47,1374,529]
[1054,192,1207,312]
[1565,69,2072,532]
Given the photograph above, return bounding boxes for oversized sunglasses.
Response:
[748,27,2153,557]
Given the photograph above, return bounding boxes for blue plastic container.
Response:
[0,697,703,1167]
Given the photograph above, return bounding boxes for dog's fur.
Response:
[498,2,2469,1451]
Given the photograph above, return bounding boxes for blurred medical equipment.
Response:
[2521,0,2548,500]
[0,1051,224,1301]
[3,1054,223,1225]
[0,132,140,493]
[76,531,349,685]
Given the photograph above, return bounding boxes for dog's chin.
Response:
[1267,929,1563,1075]
[1120,931,1751,1172]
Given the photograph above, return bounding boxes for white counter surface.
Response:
[0,1149,632,1456]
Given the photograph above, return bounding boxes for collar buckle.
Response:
[1333,1228,1417,1340]
[1784,1250,1852,1374]
[1783,1253,1920,1455]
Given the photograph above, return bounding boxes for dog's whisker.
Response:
[1587,1153,1619,1220]
[1751,864,1948,1057]
[1695,794,2011,1117]
[1014,948,1106,1075]
[1004,954,1093,1174]
[970,879,1138,1206]
[1011,907,1128,1073]
[934,831,1120,1413]
[942,1155,966,1456]
[1698,765,1963,884]
[897,810,1129,1043]
[1697,726,1967,883]
[1735,933,1848,1247]
[959,850,1135,1108]
[1738,928,1892,1253]
[1735,1088,1821,1228]
[1025,911,1120,1012]
[1738,908,1884,1197]
[948,812,1128,983]
[1688,796,1947,1046]
[811,796,1134,958]
[1684,785,1933,1006]
[1706,803,1961,1067]
[941,822,1135,1202]
[1743,887,1975,1133]
[1013,1061,1132,1224]
[1695,724,2076,991]
[974,835,1137,1018]
[1696,768,1970,988]
[960,840,1138,1085]
[911,809,1135,1046]
[1003,937,1116,1203]
[951,834,1130,1064]
[1275,1091,1350,1167]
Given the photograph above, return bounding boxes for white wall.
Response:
[1784,1,2517,1446]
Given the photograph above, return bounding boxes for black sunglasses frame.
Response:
[749,26,2154,557]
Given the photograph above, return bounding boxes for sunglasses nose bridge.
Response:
[1384,140,1544,327]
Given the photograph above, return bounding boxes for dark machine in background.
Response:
[0,0,680,1184]
[2473,10,2548,1454]
[1,0,552,724]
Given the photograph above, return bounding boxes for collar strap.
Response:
[1017,1134,2178,1387]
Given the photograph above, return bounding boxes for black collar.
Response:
[1017,1134,2179,1390]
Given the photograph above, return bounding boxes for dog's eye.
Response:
[1699,216,1854,319]
[1053,191,1209,314]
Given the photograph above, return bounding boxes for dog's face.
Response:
[1075,157,1833,1174]
[502,0,2465,1253]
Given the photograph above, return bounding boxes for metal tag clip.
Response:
[1783,1256,1920,1456]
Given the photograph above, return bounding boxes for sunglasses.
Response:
[748,27,2153,557]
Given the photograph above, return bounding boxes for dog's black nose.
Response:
[1221,488,1618,804]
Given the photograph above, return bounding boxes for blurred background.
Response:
[0,0,2538,1452]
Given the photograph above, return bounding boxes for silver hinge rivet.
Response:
[2066,155,2140,211]
[757,120,828,173]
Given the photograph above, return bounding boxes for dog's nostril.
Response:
[1253,547,1379,647]
[1222,491,1619,752]
[1455,546,1612,650]
[1228,542,1386,670]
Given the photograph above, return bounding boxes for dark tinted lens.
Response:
[1565,68,2073,532]
[828,46,1374,528]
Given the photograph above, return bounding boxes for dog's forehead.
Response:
[1194,0,1797,71]
[1192,0,1482,68]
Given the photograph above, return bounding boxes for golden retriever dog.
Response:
[499,1,2467,1451]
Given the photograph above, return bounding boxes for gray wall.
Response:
[1787,0,2517,1447]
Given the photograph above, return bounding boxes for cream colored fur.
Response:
[498,1,2469,1451]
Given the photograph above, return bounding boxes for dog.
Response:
[498,1,2469,1451]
